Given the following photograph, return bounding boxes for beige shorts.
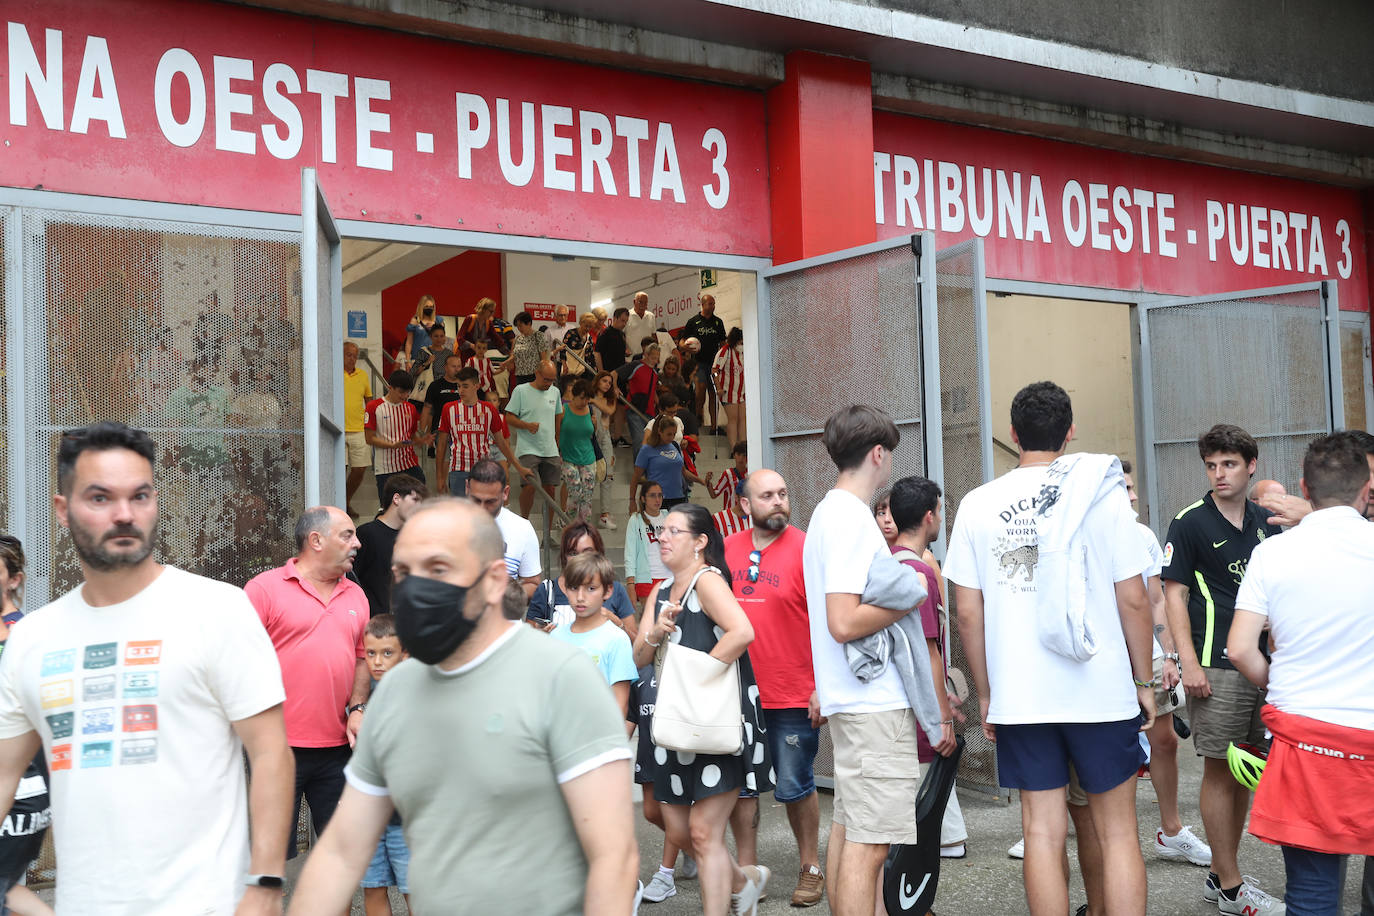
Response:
[1186,666,1266,759]
[346,431,370,468]
[829,709,922,844]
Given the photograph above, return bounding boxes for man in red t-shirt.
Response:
[723,469,824,908]
[888,474,966,857]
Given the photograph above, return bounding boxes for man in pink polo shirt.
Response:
[246,505,370,865]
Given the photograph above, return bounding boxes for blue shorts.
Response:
[995,718,1145,795]
[362,822,410,892]
[763,707,820,803]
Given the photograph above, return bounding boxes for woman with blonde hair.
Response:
[456,297,507,359]
[402,294,441,369]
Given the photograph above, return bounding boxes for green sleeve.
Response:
[545,653,630,780]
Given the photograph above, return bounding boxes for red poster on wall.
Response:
[3,0,772,257]
[873,113,1369,310]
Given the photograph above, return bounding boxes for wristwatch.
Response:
[346,703,367,716]
[245,875,285,888]
[1164,653,1181,665]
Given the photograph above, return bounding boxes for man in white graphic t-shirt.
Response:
[944,382,1155,916]
[0,422,292,916]
[801,405,920,916]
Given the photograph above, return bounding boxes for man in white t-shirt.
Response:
[801,405,918,916]
[467,459,542,598]
[1229,432,1374,916]
[944,382,1155,916]
[0,422,292,915]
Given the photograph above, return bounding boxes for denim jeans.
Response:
[1281,845,1347,916]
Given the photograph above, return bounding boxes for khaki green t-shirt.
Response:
[345,623,630,914]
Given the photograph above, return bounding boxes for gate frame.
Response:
[1137,280,1341,532]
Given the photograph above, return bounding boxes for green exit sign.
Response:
[700,269,716,288]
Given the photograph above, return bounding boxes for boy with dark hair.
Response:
[945,380,1155,916]
[1162,422,1283,914]
[887,475,964,857]
[354,474,428,617]
[365,370,430,504]
[801,404,917,916]
[435,367,527,497]
[359,614,411,916]
[707,442,748,513]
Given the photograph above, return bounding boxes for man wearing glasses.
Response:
[722,469,825,907]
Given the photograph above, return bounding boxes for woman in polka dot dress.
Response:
[632,502,773,916]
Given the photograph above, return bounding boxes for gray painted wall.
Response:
[873,0,1374,102]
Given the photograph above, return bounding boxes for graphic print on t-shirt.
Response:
[39,639,162,771]
[992,496,1044,589]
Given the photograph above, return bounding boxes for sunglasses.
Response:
[748,549,762,583]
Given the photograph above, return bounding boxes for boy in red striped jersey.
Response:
[435,368,529,497]
[365,370,431,504]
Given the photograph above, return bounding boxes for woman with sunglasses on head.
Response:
[631,503,773,916]
[0,536,55,916]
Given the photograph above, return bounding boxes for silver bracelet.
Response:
[645,636,661,648]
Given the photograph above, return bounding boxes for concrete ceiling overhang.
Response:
[239,0,1374,181]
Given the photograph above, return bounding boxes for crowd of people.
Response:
[0,364,1370,916]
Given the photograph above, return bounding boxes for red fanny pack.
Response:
[1249,704,1374,855]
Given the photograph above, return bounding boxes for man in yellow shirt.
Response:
[343,342,373,517]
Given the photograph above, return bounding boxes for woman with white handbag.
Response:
[631,503,773,916]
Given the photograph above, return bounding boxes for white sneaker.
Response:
[640,870,676,902]
[1217,879,1285,915]
[730,864,770,916]
[599,512,617,530]
[1155,825,1212,866]
[679,855,698,880]
[940,843,966,858]
[1008,838,1025,859]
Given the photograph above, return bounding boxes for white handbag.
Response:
[650,568,745,756]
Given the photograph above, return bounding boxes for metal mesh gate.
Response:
[763,238,925,525]
[931,239,1002,797]
[1139,284,1337,536]
[18,209,307,605]
[760,237,925,789]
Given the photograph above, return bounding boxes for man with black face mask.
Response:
[289,499,639,916]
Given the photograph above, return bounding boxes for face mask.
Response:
[392,575,479,665]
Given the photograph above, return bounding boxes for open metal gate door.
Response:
[758,234,930,789]
[302,169,345,508]
[926,237,1003,799]
[758,235,930,521]
[1138,282,1341,536]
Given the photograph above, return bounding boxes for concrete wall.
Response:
[875,0,1374,103]
[986,293,1136,476]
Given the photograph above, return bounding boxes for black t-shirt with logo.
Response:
[683,314,726,369]
[1161,492,1281,670]
[423,377,463,431]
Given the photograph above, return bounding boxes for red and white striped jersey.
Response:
[713,345,746,404]
[364,398,420,474]
[440,399,507,472]
[713,507,754,538]
[709,467,744,512]
[465,355,497,392]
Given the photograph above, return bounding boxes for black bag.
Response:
[883,735,964,914]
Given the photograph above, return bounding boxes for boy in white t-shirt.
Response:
[548,554,637,719]
[800,405,918,916]
[944,382,1155,916]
